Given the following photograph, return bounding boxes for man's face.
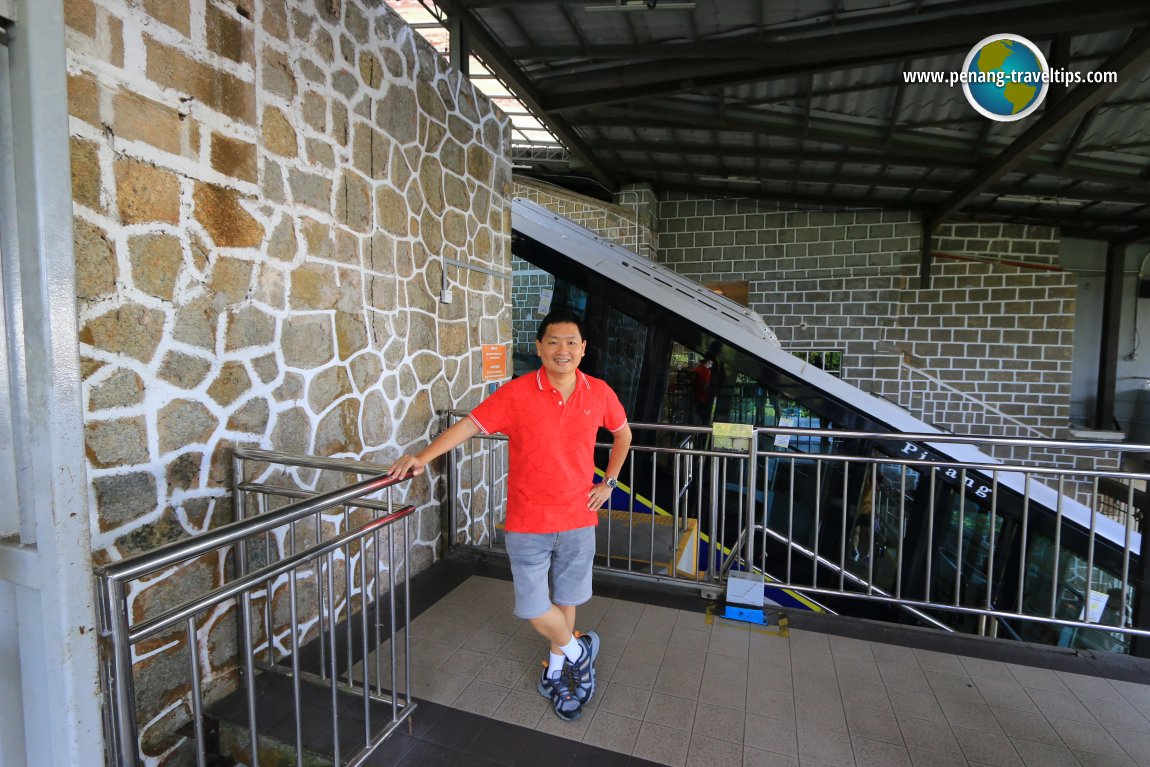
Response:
[535,322,586,377]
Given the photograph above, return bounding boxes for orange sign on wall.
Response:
[481,344,508,381]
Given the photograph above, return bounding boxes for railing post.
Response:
[743,431,758,572]
[441,411,457,553]
[101,575,139,767]
[708,456,720,583]
[1133,501,1150,656]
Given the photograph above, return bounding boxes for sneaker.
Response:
[547,670,582,721]
[564,629,600,704]
[536,662,555,698]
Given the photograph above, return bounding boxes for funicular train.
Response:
[510,198,1142,654]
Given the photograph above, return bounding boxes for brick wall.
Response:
[67,0,510,758]
[656,194,1076,443]
[512,176,656,256]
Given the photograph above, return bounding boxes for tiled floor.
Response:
[369,564,1150,767]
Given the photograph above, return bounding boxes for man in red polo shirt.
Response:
[386,309,632,722]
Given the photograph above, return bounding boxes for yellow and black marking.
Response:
[596,468,825,613]
[704,602,790,638]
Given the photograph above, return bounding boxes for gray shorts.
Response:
[504,527,596,620]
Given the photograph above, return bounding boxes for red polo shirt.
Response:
[469,368,628,533]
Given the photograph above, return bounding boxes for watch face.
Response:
[606,477,617,488]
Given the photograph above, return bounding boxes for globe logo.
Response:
[961,34,1049,121]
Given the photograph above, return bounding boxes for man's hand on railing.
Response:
[386,454,426,479]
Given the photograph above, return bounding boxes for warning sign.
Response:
[481,344,508,381]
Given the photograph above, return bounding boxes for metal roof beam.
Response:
[586,103,1150,191]
[534,0,1150,110]
[926,25,1150,229]
[1112,223,1150,246]
[651,180,933,212]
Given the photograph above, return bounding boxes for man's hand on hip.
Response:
[587,481,614,510]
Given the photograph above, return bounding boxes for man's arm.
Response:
[386,417,480,479]
[587,425,633,509]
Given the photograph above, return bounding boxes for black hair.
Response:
[536,308,586,341]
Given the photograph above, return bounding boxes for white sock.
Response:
[547,651,566,677]
[559,636,582,663]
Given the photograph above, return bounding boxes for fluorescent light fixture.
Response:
[996,194,1089,207]
[585,1,696,11]
[699,175,760,185]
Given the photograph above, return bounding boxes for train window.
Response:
[789,349,843,378]
[845,460,918,593]
[1017,536,1134,653]
[602,307,645,416]
[930,492,1007,633]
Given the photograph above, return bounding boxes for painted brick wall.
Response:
[656,193,1076,445]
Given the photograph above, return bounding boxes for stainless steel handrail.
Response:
[97,453,418,767]
[440,411,1149,652]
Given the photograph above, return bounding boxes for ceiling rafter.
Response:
[581,102,1150,190]
[926,24,1150,228]
[527,0,1150,111]
[423,0,1150,239]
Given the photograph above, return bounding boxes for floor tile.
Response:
[693,701,745,743]
[644,691,697,729]
[845,705,902,746]
[743,745,800,767]
[654,665,704,699]
[988,705,1061,745]
[897,716,963,757]
[852,735,911,767]
[685,732,744,767]
[1048,716,1129,758]
[452,679,510,717]
[583,710,643,753]
[1083,696,1150,732]
[951,726,1022,767]
[1006,665,1068,693]
[632,721,691,767]
[1008,738,1079,767]
[906,749,969,767]
[796,724,855,767]
[939,698,1003,733]
[615,659,662,691]
[599,682,653,720]
[1069,750,1136,767]
[490,689,545,729]
[745,712,799,757]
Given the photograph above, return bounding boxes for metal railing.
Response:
[896,360,1055,445]
[97,449,417,767]
[443,412,1149,653]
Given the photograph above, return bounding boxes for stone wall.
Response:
[66,0,510,760]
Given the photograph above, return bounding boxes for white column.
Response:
[0,1,104,765]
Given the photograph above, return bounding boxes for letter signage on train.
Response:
[899,442,993,499]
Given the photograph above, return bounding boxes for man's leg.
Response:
[551,527,600,704]
[557,604,576,637]
[528,604,577,654]
[506,532,584,720]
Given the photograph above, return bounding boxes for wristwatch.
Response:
[604,476,618,489]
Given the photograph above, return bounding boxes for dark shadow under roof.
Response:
[429,0,1150,243]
